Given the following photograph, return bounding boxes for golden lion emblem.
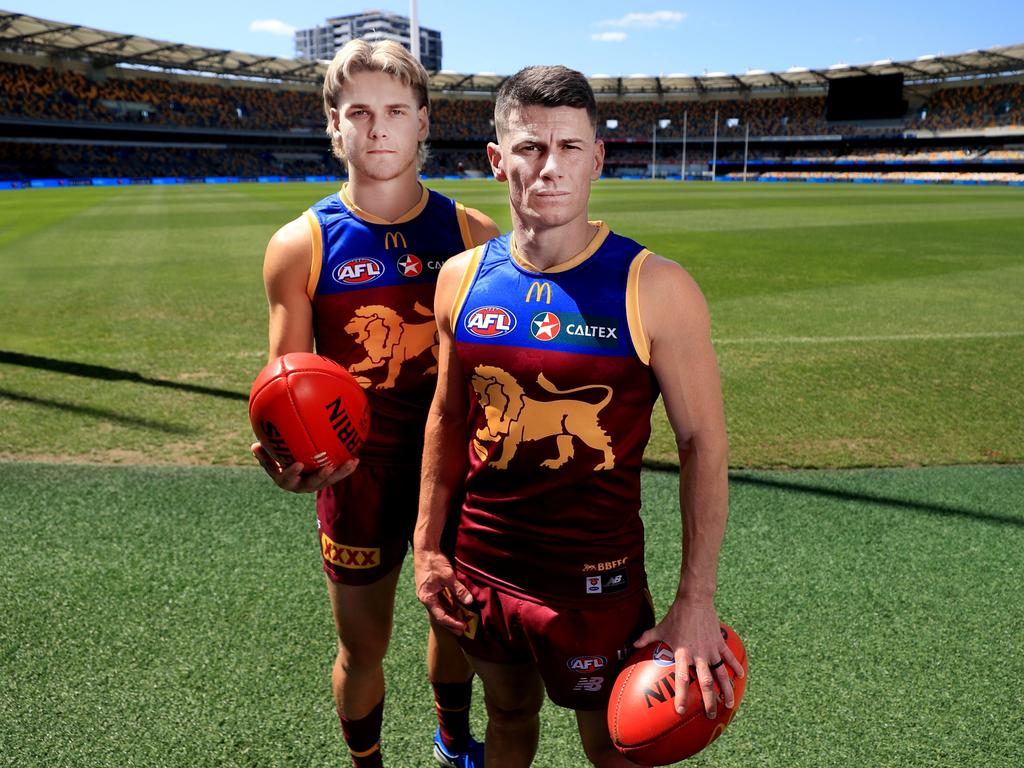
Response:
[469,365,615,471]
[344,302,439,389]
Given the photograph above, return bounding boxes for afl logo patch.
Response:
[567,655,607,673]
[530,311,561,341]
[334,257,384,285]
[464,306,516,338]
[652,643,675,667]
[397,254,423,277]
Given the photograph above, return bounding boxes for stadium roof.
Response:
[2,10,1024,94]
[0,10,324,83]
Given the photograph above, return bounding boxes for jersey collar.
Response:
[338,182,430,225]
[510,221,609,274]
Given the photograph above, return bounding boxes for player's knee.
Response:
[578,712,634,767]
[483,691,543,730]
[581,738,628,767]
[335,634,388,672]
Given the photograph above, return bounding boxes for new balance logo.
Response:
[573,677,605,692]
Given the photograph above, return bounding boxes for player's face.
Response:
[488,105,604,229]
[330,70,428,182]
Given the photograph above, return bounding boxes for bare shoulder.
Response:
[438,247,479,291]
[264,215,313,290]
[464,206,500,245]
[264,215,307,266]
[266,216,309,258]
[435,246,482,326]
[638,252,711,339]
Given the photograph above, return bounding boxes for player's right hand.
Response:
[414,550,474,635]
[251,441,358,493]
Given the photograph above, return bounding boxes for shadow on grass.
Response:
[643,460,1024,529]
[0,350,248,402]
[0,388,193,435]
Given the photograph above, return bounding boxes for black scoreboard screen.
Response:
[826,73,907,121]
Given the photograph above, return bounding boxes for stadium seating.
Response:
[1,57,1022,184]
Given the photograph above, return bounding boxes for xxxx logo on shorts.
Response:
[321,533,380,569]
[452,603,480,640]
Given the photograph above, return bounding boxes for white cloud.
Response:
[592,31,628,42]
[249,19,297,37]
[599,11,686,28]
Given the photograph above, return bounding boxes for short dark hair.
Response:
[494,65,597,138]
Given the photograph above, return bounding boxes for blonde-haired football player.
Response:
[253,39,498,768]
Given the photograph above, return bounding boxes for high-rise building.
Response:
[295,10,442,71]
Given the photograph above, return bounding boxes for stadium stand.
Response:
[1,11,1022,186]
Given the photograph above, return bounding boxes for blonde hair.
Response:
[323,39,431,168]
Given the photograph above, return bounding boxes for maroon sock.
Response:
[432,680,473,753]
[338,698,384,768]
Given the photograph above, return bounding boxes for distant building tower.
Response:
[295,10,442,71]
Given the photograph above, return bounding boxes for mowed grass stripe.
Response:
[717,330,1024,344]
[0,181,1021,468]
[1,463,1021,767]
[713,262,1024,340]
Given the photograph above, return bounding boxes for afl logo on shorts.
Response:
[397,254,423,277]
[530,311,561,341]
[567,655,607,673]
[334,257,384,285]
[652,642,675,667]
[465,306,516,338]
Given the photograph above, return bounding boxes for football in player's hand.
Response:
[607,624,748,765]
[249,353,370,473]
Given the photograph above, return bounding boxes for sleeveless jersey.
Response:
[451,222,660,607]
[307,184,474,465]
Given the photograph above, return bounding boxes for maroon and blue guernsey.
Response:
[452,222,660,607]
[306,184,474,465]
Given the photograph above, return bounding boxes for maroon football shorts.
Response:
[452,567,655,710]
[315,463,419,586]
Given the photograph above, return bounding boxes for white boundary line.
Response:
[714,331,1024,345]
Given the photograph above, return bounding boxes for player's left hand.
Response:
[251,441,358,493]
[634,596,744,719]
[414,549,474,636]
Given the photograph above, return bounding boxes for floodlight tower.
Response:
[652,118,671,179]
[680,111,688,181]
[409,0,420,62]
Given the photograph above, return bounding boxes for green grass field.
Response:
[1,180,1023,766]
[0,180,1021,467]
[2,463,1021,766]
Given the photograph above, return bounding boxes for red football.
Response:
[608,624,748,766]
[249,353,370,473]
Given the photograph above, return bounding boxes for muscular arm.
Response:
[413,248,477,633]
[264,217,315,358]
[633,254,742,717]
[251,216,357,491]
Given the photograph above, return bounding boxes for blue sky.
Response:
[15,1,1024,76]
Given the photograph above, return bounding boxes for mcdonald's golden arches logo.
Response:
[383,231,408,250]
[525,280,552,304]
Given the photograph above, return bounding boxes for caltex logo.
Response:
[531,311,561,341]
[397,254,423,277]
